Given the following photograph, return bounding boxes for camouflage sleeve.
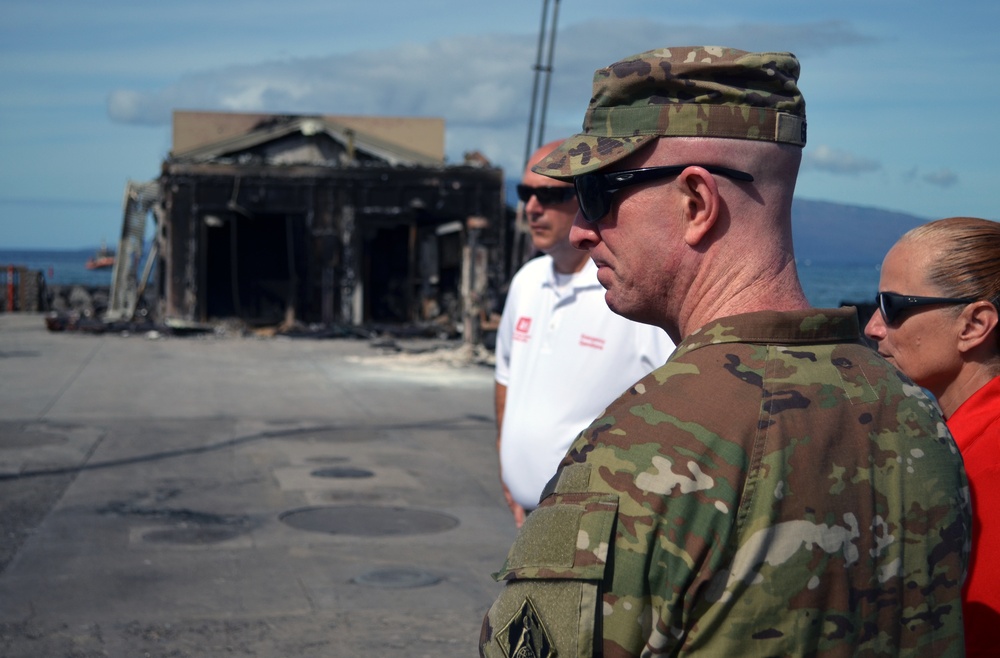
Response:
[480,371,751,657]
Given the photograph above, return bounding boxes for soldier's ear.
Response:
[678,167,719,247]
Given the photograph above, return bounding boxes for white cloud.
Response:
[107,90,164,124]
[103,19,879,176]
[900,166,959,189]
[921,169,958,188]
[106,34,542,171]
[802,145,881,175]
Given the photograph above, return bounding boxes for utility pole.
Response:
[522,0,561,173]
[511,0,562,277]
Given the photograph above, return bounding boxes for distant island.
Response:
[505,182,928,267]
[791,198,927,265]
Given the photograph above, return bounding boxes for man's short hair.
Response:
[534,46,807,180]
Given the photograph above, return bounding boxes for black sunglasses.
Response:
[876,291,977,326]
[516,184,576,205]
[574,164,755,222]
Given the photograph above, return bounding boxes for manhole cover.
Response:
[310,467,374,479]
[279,505,459,537]
[143,526,245,545]
[353,567,442,589]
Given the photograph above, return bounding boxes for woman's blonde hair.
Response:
[902,217,1000,306]
[902,217,1000,350]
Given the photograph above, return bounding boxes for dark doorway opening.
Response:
[204,213,306,325]
[365,224,413,323]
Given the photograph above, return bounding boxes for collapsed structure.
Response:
[111,110,508,339]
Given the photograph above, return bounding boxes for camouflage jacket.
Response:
[481,308,970,658]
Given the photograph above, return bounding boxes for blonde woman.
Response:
[865,216,1000,657]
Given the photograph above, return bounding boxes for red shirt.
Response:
[947,375,1000,658]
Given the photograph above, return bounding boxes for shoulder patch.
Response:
[500,597,556,658]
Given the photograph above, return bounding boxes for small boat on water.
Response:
[85,243,115,270]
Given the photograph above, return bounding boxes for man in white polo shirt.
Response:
[494,139,674,527]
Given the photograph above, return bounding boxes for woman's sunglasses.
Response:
[573,164,754,222]
[876,291,977,326]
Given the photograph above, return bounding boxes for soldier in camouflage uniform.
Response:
[479,46,970,657]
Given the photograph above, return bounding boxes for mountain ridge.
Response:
[505,181,929,266]
[791,198,927,265]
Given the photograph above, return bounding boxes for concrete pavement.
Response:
[0,313,516,656]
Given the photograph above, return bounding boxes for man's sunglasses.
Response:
[516,184,576,205]
[876,291,977,326]
[574,164,755,222]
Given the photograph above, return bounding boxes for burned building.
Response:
[143,110,506,334]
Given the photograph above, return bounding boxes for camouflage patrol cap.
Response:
[534,46,806,180]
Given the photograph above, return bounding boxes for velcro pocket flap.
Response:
[494,492,618,582]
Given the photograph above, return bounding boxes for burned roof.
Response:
[169,113,445,168]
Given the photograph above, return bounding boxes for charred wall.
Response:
[158,162,505,329]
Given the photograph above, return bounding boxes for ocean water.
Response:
[797,261,881,309]
[0,248,882,310]
[0,248,114,288]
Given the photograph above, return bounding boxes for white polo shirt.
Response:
[495,255,674,509]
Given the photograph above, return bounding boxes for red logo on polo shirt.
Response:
[580,334,605,350]
[514,316,532,342]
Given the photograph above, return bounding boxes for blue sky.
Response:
[2,0,997,248]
